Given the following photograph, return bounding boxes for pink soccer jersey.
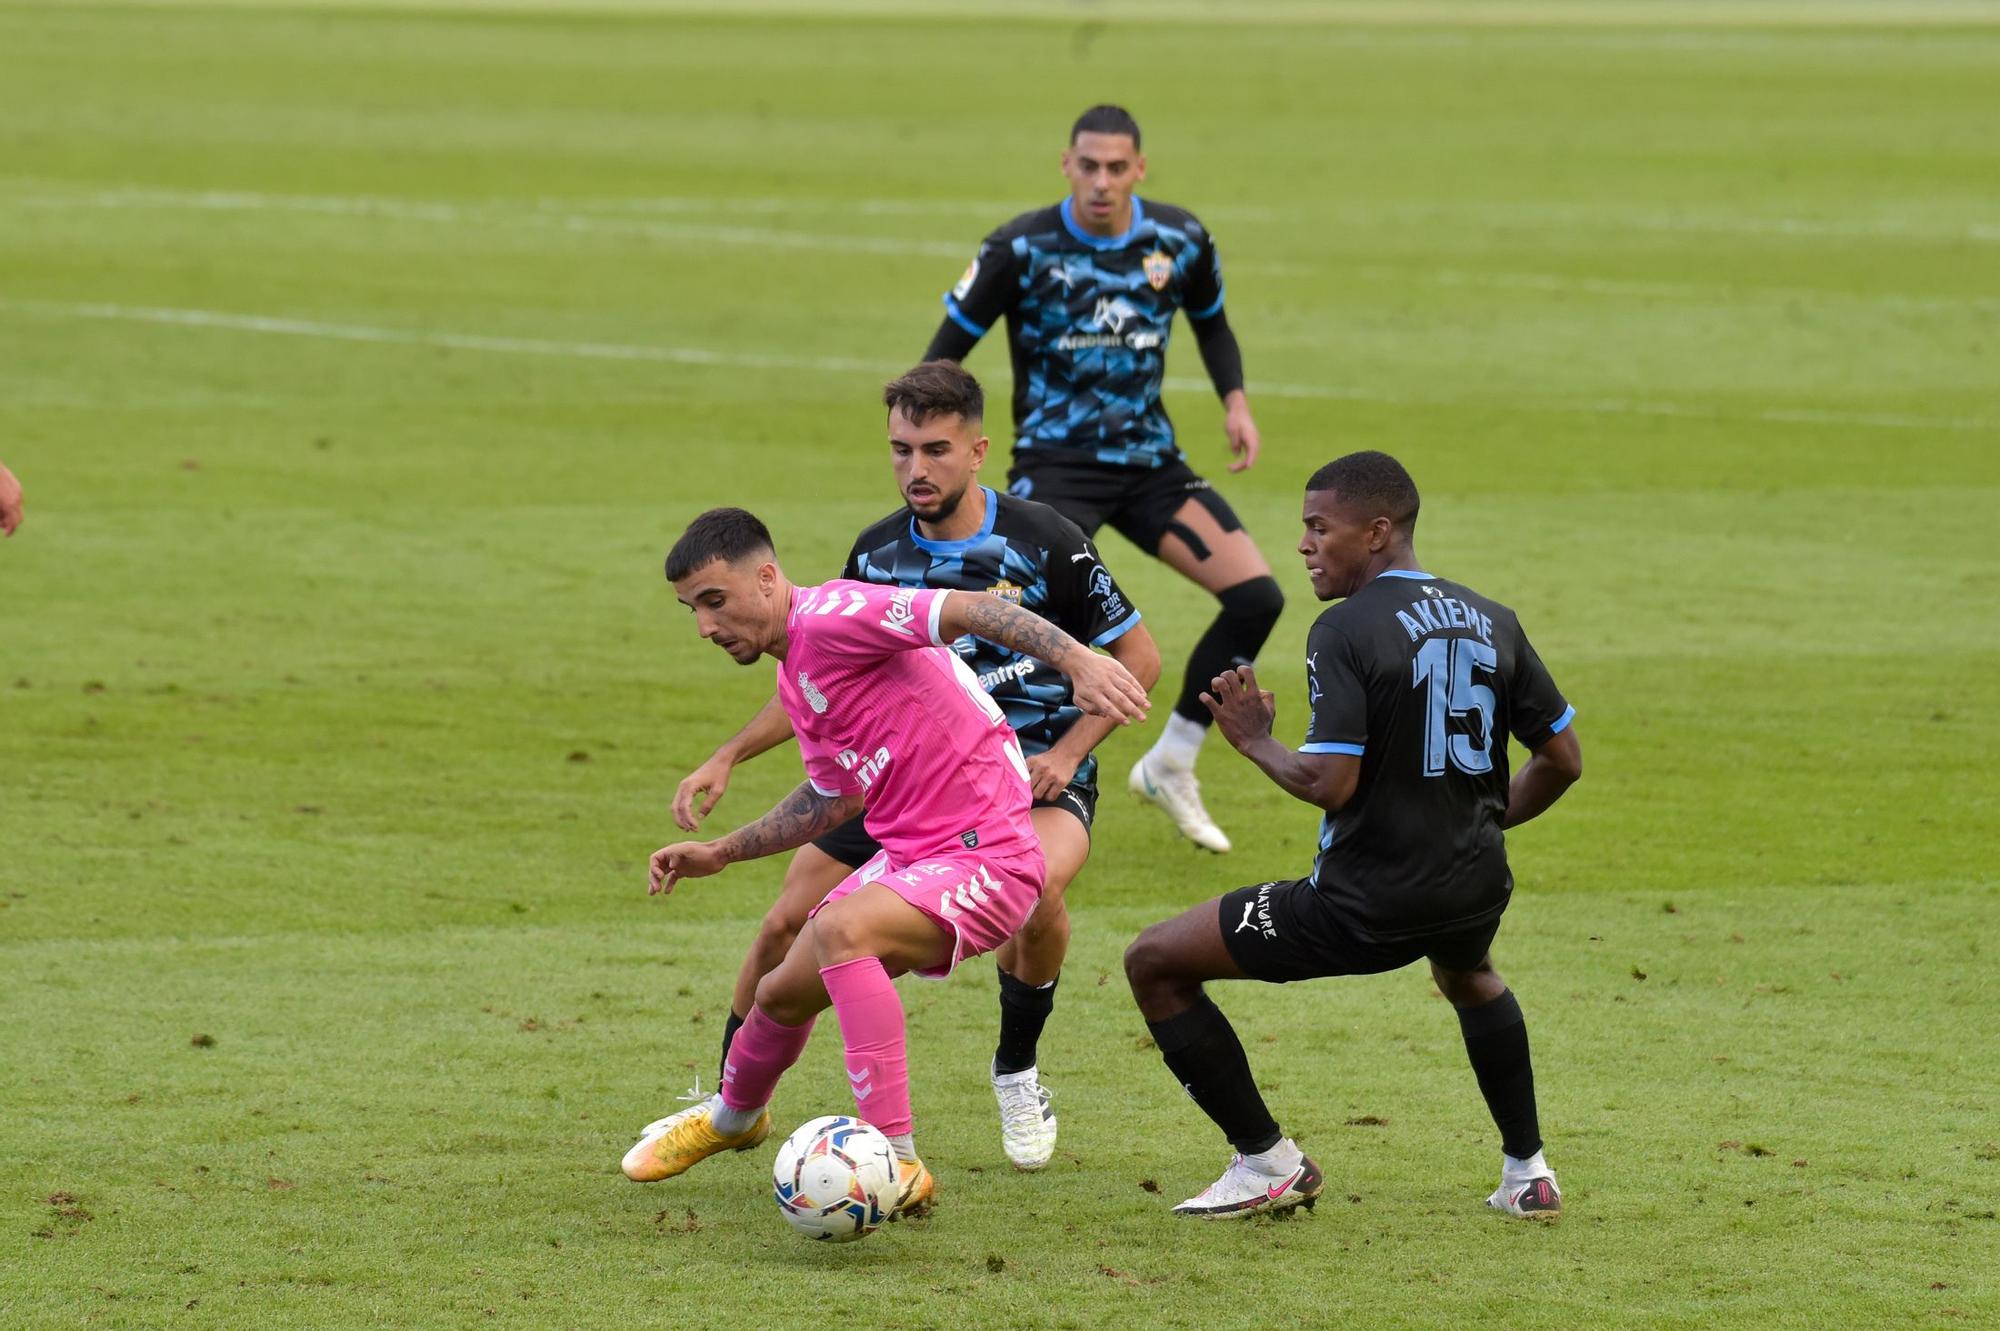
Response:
[775,579,1038,866]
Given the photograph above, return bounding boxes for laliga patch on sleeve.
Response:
[952,256,980,300]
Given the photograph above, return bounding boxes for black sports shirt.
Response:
[1300,569,1574,939]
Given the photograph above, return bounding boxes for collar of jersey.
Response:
[1059,196,1148,249]
[1375,569,1436,581]
[908,486,1000,554]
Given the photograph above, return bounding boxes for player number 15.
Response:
[1412,637,1496,777]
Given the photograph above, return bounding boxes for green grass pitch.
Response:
[1,2,1996,1327]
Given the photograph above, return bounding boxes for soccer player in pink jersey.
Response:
[625,508,1149,1214]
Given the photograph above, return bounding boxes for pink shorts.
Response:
[810,843,1047,978]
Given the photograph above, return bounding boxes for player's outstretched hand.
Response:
[1066,650,1150,725]
[648,840,728,896]
[673,752,734,831]
[1200,664,1276,751]
[1223,401,1260,473]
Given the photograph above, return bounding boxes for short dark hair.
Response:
[1070,104,1141,149]
[883,360,983,428]
[665,507,774,582]
[1306,451,1421,534]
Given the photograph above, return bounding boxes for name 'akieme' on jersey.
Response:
[1301,570,1575,941]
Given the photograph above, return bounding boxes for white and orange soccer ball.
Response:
[771,1115,898,1242]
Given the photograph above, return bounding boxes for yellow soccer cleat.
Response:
[621,1094,771,1183]
[889,1157,935,1219]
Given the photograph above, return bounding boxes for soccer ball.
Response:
[771,1115,898,1242]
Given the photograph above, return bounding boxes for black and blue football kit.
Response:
[925,197,1248,556]
[811,489,1143,868]
[1220,570,1575,981]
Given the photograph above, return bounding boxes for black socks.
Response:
[1147,994,1281,1155]
[718,1009,746,1086]
[1455,989,1542,1159]
[994,967,1057,1075]
[1172,576,1285,723]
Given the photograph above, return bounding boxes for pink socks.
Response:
[719,1006,815,1114]
[717,961,914,1141]
[819,956,913,1137]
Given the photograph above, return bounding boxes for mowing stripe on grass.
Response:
[4,294,1991,436]
[10,183,2000,259]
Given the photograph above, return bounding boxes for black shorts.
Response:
[809,777,1098,869]
[1006,457,1244,557]
[1217,878,1505,983]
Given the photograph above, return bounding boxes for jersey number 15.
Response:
[1412,637,1496,777]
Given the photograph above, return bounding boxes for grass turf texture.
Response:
[2,1,1997,1326]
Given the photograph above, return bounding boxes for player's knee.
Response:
[1218,574,1285,634]
[1029,884,1070,928]
[751,970,812,1026]
[809,900,870,967]
[751,908,802,971]
[1017,897,1068,949]
[1430,957,1503,1007]
[1123,926,1170,992]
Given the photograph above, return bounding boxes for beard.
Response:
[906,482,968,523]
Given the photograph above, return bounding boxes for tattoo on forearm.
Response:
[719,783,845,862]
[961,595,1081,666]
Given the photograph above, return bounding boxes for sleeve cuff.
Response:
[1189,289,1225,321]
[1548,705,1575,735]
[1091,612,1142,647]
[1300,741,1365,756]
[926,589,950,645]
[942,295,988,338]
[809,779,843,797]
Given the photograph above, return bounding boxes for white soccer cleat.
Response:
[991,1064,1058,1171]
[1172,1145,1323,1219]
[1488,1172,1562,1220]
[1129,753,1231,853]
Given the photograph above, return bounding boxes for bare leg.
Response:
[992,805,1089,986]
[1124,899,1284,1157]
[1137,496,1284,852]
[1432,951,1547,1172]
[1154,496,1274,594]
[1124,895,1247,1023]
[730,843,853,1019]
[986,807,1090,1167]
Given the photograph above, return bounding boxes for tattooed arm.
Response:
[648,782,863,896]
[937,591,1151,724]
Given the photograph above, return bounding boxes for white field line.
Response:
[0,298,891,375]
[71,0,2000,30]
[1532,209,2000,246]
[1347,264,2000,316]
[8,187,970,260]
[585,195,1997,246]
[537,195,1284,225]
[15,180,2000,244]
[3,295,1990,435]
[0,186,1290,269]
[590,197,2000,247]
[15,181,2000,295]
[60,185,1994,245]
[0,178,1285,224]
